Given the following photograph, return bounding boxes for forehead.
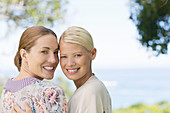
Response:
[34,34,58,48]
[60,41,88,53]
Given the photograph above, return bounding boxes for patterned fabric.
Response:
[0,77,68,113]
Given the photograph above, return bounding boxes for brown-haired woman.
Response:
[0,26,68,113]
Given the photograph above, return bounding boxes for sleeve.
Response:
[83,89,103,113]
[41,86,68,113]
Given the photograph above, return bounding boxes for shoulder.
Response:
[32,81,67,112]
[68,76,111,112]
[34,81,65,95]
[84,76,107,93]
[73,76,108,97]
[25,81,65,101]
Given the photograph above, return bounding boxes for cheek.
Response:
[78,59,90,68]
[60,59,65,67]
[29,57,44,69]
[80,56,90,64]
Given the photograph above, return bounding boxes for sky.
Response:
[62,0,170,69]
[1,0,169,72]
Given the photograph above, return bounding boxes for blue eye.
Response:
[41,51,47,54]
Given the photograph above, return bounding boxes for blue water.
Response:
[1,68,170,110]
[94,68,170,109]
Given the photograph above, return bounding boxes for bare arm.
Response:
[12,103,33,113]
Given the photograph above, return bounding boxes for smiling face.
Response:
[59,41,96,87]
[21,34,59,80]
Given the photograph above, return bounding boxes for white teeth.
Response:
[44,67,54,70]
[68,69,77,72]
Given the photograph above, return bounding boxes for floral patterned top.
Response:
[0,77,68,113]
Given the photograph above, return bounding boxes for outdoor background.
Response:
[0,0,170,112]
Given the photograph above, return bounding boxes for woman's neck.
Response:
[14,71,31,80]
[74,72,93,89]
[14,67,38,80]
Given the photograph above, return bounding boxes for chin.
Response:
[67,76,77,81]
[45,75,54,80]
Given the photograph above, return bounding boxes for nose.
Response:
[67,57,76,67]
[48,53,58,64]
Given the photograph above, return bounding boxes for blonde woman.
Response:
[59,26,112,113]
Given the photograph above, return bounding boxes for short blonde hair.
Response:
[59,26,94,51]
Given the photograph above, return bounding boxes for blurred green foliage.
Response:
[54,76,74,101]
[0,0,68,28]
[112,101,170,113]
[130,0,170,56]
[0,85,3,96]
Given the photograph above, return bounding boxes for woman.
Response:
[12,26,112,113]
[0,26,68,113]
[59,26,112,113]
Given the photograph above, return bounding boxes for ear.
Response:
[90,48,97,60]
[20,49,28,61]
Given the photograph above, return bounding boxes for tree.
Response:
[130,0,170,56]
[0,0,68,30]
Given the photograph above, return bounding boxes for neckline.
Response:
[4,77,41,93]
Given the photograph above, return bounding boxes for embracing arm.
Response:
[12,103,33,113]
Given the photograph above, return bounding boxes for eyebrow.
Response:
[60,51,82,55]
[42,47,59,51]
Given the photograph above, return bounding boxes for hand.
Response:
[12,102,33,113]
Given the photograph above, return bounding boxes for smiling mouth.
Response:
[43,66,55,71]
[67,68,80,74]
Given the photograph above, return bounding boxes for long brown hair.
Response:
[14,26,57,71]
